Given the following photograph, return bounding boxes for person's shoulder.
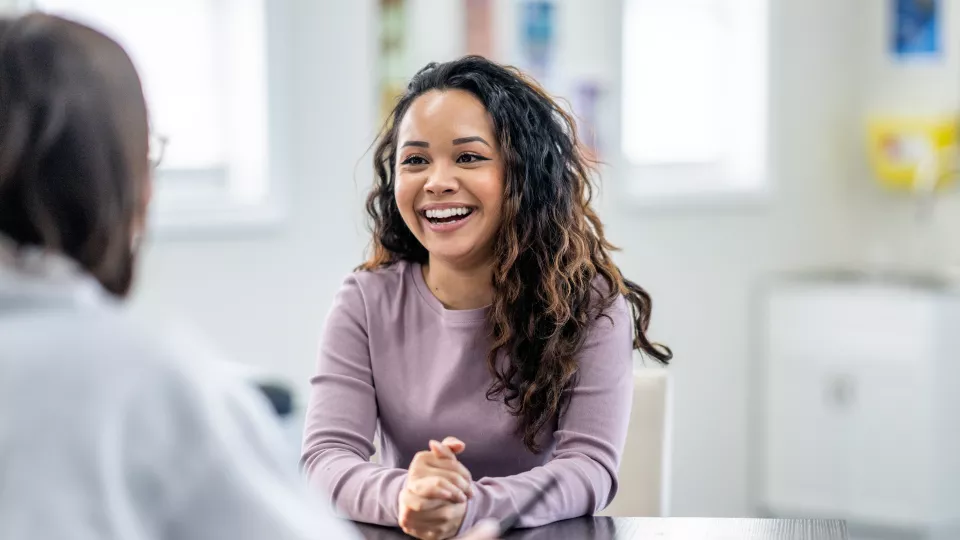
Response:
[62,307,257,411]
[349,260,409,292]
[332,261,420,329]
[338,260,413,307]
[5,302,175,383]
[588,275,630,319]
[575,278,635,371]
[111,320,286,464]
[0,302,268,456]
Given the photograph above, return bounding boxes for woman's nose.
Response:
[423,165,459,195]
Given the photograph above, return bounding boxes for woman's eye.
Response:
[457,153,488,164]
[400,155,428,166]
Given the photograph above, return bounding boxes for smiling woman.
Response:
[300,56,671,540]
[393,89,505,282]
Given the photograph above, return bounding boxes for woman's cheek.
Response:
[394,176,420,232]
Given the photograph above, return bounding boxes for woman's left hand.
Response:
[398,437,473,539]
[398,478,467,539]
[406,437,474,497]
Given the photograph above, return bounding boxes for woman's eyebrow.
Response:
[452,136,491,147]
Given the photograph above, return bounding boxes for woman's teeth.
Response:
[425,207,472,221]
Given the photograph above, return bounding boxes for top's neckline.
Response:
[409,261,490,324]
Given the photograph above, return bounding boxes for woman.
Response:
[0,13,371,540]
[301,56,671,539]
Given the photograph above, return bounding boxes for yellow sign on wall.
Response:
[867,115,958,191]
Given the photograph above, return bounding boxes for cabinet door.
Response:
[763,352,849,516]
[846,366,934,527]
[761,285,938,521]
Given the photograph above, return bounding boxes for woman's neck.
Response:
[422,258,494,310]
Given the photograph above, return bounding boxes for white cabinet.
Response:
[758,280,960,538]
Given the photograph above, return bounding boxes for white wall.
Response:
[599,0,864,516]
[131,0,376,384]
[847,0,960,278]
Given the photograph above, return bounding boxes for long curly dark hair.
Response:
[361,56,671,452]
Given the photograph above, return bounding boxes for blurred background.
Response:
[4,0,960,538]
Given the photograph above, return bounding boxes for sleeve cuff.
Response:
[456,490,480,534]
[386,471,409,525]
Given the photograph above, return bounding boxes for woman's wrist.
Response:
[455,491,479,535]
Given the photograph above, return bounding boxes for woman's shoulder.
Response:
[347,260,410,289]
[333,260,418,319]
[588,275,629,317]
[338,260,413,300]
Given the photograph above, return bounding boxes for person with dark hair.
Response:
[301,56,671,539]
[0,13,375,540]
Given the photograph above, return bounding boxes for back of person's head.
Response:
[0,13,149,297]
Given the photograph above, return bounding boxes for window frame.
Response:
[612,0,773,209]
[24,0,287,235]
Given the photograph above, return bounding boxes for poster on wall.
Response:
[518,0,556,84]
[891,0,941,59]
[379,0,408,125]
[573,80,602,160]
[465,0,493,58]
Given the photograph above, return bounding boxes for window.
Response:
[620,0,768,203]
[32,0,280,231]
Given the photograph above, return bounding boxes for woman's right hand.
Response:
[398,437,475,539]
[406,437,474,499]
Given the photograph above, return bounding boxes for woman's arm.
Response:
[300,275,408,525]
[457,297,635,531]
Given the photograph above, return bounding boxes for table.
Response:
[353,517,849,539]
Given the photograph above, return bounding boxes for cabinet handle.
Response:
[825,374,855,409]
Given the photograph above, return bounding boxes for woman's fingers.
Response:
[399,476,470,540]
[430,439,456,460]
[414,449,473,487]
[409,476,467,503]
[401,488,449,512]
[405,501,467,531]
[441,436,466,454]
[410,444,475,500]
[407,506,457,526]
[422,466,474,497]
[404,496,447,513]
[400,498,466,539]
[430,459,474,487]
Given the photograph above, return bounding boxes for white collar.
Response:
[0,234,107,308]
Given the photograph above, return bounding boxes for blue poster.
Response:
[519,1,555,81]
[892,0,940,58]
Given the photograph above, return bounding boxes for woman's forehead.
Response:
[398,89,495,142]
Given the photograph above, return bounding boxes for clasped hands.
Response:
[398,436,487,540]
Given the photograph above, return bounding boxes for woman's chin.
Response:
[424,243,488,267]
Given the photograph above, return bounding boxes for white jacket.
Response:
[0,238,358,540]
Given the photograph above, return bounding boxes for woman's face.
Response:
[394,89,505,269]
